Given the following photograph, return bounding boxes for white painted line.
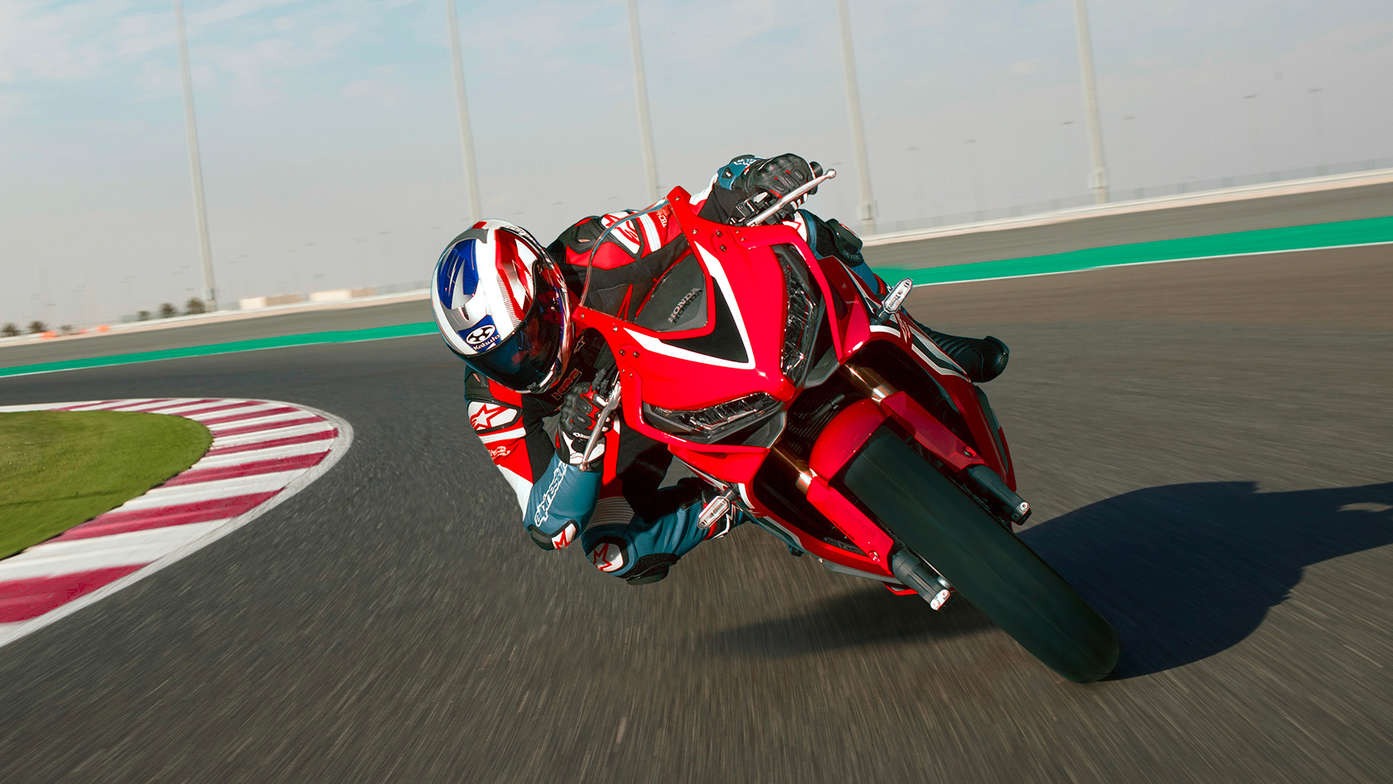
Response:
[150,399,252,416]
[0,522,225,582]
[210,422,337,447]
[63,400,133,411]
[90,398,165,411]
[116,470,302,511]
[181,401,285,422]
[193,442,331,468]
[206,411,314,432]
[112,399,188,412]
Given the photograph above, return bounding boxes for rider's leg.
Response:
[808,213,1009,384]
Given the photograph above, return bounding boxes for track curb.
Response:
[0,398,353,648]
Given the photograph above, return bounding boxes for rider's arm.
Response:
[465,370,599,550]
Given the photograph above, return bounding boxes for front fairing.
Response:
[572,188,833,446]
[571,186,1013,491]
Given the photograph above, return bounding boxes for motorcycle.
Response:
[572,171,1119,682]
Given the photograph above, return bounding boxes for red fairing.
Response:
[570,185,1019,583]
[808,399,883,478]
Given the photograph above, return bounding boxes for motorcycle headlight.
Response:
[775,245,825,386]
[643,392,783,443]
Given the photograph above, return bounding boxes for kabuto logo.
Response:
[464,323,498,350]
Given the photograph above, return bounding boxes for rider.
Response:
[431,154,1009,584]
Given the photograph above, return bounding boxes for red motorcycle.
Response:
[572,172,1119,682]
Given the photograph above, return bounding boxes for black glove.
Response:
[557,363,617,469]
[729,153,824,224]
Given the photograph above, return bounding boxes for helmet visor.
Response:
[464,260,569,392]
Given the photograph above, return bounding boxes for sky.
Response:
[2,0,1391,328]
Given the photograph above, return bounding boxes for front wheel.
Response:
[841,429,1119,682]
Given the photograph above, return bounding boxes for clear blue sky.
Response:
[2,0,1391,327]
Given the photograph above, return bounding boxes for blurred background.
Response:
[2,0,1391,330]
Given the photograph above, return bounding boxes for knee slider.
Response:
[528,520,579,551]
[586,535,632,574]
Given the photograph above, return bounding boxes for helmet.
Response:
[431,220,573,393]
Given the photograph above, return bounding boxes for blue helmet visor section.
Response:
[461,260,568,393]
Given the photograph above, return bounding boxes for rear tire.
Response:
[842,430,1119,682]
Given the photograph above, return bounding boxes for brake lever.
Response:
[578,371,622,472]
[744,168,838,226]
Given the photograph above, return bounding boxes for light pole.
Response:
[626,0,661,201]
[1071,0,1109,203]
[174,0,218,310]
[836,0,876,235]
[447,0,483,218]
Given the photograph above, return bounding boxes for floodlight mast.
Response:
[175,0,217,310]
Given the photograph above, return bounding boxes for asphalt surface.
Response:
[5,179,1389,368]
[1,245,1390,782]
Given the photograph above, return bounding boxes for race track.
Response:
[1,245,1390,782]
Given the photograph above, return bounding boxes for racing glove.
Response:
[728,153,824,225]
[557,364,618,470]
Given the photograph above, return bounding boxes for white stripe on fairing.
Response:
[210,421,337,447]
[181,401,284,421]
[192,441,331,468]
[0,522,224,582]
[478,426,525,444]
[626,239,758,371]
[205,410,314,432]
[115,470,304,511]
[0,401,355,650]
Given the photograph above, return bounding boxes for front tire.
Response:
[842,429,1119,682]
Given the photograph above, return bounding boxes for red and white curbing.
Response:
[0,397,353,647]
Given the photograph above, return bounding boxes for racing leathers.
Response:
[464,155,1001,584]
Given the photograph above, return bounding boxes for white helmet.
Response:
[431,220,573,392]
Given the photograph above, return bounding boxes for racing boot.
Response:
[915,321,1009,383]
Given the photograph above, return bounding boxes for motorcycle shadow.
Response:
[707,582,995,659]
[1022,480,1393,678]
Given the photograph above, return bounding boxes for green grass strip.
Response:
[0,321,437,378]
[875,214,1393,286]
[0,411,212,559]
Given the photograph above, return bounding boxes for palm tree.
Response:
[2,323,19,337]
[27,320,46,334]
